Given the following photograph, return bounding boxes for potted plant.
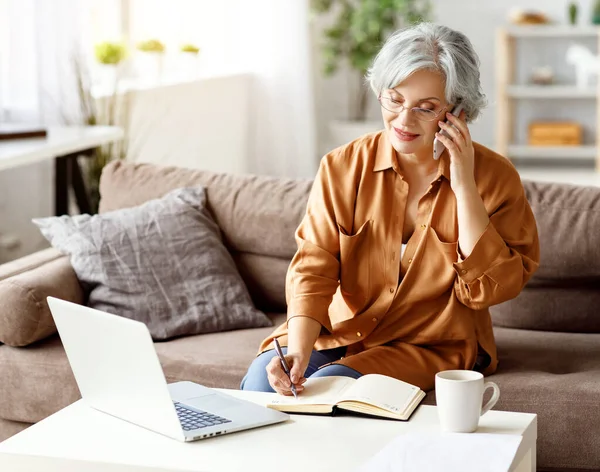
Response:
[568,2,578,25]
[180,44,200,54]
[136,39,166,83]
[312,0,432,148]
[94,41,127,92]
[95,41,127,65]
[593,0,600,24]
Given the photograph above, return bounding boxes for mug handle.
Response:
[481,381,500,416]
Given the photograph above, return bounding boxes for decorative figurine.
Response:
[566,43,600,87]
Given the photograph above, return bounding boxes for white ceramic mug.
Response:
[435,369,500,433]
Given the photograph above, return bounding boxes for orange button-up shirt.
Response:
[259,131,540,378]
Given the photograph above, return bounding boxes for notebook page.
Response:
[338,374,421,414]
[269,376,355,407]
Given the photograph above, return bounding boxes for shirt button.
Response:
[421,224,427,229]
[389,287,394,293]
[372,317,378,323]
[356,332,362,337]
[408,259,412,264]
[461,269,467,274]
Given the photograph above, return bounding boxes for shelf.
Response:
[516,168,600,187]
[508,145,597,159]
[507,85,597,98]
[504,25,600,38]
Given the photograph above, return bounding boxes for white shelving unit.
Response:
[508,144,597,159]
[496,25,600,171]
[503,25,600,38]
[506,85,597,99]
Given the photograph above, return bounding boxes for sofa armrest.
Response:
[0,248,84,346]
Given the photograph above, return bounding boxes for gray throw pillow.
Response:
[32,187,272,340]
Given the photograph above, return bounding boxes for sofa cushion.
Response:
[231,251,289,312]
[522,180,600,282]
[491,286,600,333]
[0,314,285,424]
[99,161,311,312]
[0,254,84,347]
[33,187,272,341]
[491,181,600,333]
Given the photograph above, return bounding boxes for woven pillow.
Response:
[33,187,272,340]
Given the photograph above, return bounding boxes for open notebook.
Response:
[267,374,425,421]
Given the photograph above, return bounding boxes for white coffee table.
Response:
[0,389,537,472]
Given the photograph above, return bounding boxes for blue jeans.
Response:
[240,346,362,392]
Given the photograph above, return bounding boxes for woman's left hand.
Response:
[436,111,476,195]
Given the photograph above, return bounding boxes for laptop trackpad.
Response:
[184,394,242,413]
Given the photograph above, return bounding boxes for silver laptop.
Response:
[46,296,289,442]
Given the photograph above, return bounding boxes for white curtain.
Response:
[230,0,318,179]
[0,0,86,260]
[1,0,86,123]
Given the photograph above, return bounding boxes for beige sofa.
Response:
[0,160,599,472]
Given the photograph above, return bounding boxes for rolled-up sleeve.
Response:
[453,181,540,310]
[286,155,347,332]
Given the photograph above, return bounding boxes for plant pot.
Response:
[178,52,200,80]
[96,64,118,88]
[328,119,383,150]
[135,51,164,84]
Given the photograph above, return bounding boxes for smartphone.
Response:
[433,104,464,160]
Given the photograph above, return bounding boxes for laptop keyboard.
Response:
[174,402,232,431]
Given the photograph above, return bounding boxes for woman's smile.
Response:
[393,127,420,141]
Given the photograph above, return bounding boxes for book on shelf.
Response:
[267,374,425,421]
[0,124,47,141]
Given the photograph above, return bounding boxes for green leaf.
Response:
[94,42,127,65]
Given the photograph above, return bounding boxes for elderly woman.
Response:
[241,23,539,395]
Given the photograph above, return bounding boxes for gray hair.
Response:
[366,23,487,122]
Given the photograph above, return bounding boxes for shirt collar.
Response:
[373,130,451,182]
[373,131,396,172]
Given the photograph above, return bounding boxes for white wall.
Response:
[0,162,53,262]
[312,0,597,155]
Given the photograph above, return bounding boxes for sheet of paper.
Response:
[357,432,523,472]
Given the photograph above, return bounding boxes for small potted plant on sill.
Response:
[94,41,127,92]
[179,43,201,80]
[136,39,166,83]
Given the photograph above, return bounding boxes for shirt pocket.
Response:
[426,227,460,290]
[429,226,459,259]
[337,219,371,311]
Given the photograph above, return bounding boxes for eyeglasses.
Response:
[378,95,448,122]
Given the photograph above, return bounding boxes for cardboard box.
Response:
[528,122,582,146]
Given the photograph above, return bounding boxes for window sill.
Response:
[90,70,249,99]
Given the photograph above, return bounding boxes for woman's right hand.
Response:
[266,352,308,396]
[269,316,321,395]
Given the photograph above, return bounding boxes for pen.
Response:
[273,338,298,399]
